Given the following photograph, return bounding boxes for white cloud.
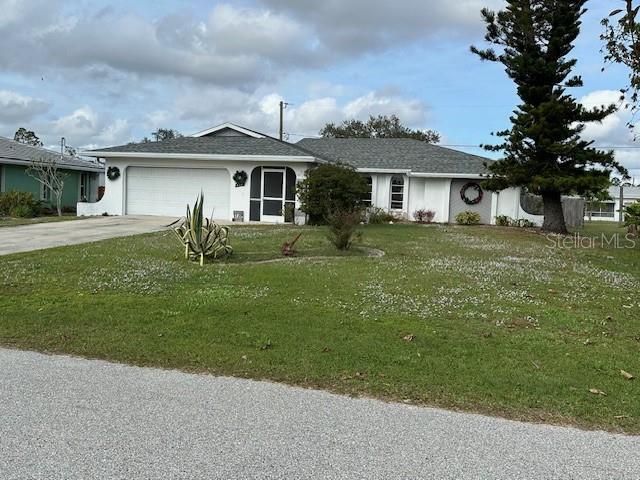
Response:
[0,2,321,87]
[257,0,505,53]
[53,107,98,138]
[174,87,431,138]
[580,90,640,179]
[49,106,131,147]
[0,90,49,123]
[344,91,426,125]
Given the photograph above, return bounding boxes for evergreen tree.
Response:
[472,0,626,233]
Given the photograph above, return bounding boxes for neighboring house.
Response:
[0,137,103,208]
[585,186,640,222]
[78,122,542,225]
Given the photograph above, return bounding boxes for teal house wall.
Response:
[0,163,98,209]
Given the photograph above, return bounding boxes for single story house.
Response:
[0,136,104,208]
[585,186,640,222]
[78,122,542,225]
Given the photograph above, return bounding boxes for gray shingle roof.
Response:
[89,137,318,158]
[296,138,493,175]
[0,137,102,171]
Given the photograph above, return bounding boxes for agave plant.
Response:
[173,193,233,265]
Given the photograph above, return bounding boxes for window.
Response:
[362,175,373,206]
[40,183,51,202]
[586,202,615,218]
[390,175,405,210]
[79,173,90,201]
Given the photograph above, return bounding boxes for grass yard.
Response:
[0,222,639,432]
[0,215,84,227]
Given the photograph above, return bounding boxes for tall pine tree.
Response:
[472,0,626,233]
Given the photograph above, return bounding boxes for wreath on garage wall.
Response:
[107,166,121,181]
[233,170,248,187]
[460,182,483,205]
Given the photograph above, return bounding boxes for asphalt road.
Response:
[1,348,639,479]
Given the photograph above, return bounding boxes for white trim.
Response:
[442,178,453,222]
[409,172,485,179]
[357,169,486,179]
[191,123,266,138]
[490,191,499,224]
[0,157,102,173]
[357,168,412,174]
[81,151,315,163]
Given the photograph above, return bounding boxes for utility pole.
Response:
[619,184,624,226]
[279,100,289,141]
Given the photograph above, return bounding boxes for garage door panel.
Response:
[126,167,230,218]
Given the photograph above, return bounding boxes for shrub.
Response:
[495,215,511,226]
[414,209,436,224]
[0,191,40,218]
[327,210,362,250]
[495,215,536,228]
[173,193,233,266]
[455,211,481,225]
[365,207,395,224]
[297,163,369,225]
[10,204,36,218]
[516,219,536,228]
[623,201,640,236]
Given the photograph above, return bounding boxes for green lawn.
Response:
[1,222,639,432]
[0,215,84,227]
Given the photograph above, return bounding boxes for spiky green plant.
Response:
[173,193,232,265]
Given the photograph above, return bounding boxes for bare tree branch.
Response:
[26,156,68,217]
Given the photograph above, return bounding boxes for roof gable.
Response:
[191,123,267,139]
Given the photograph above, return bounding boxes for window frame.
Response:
[40,182,51,202]
[586,201,615,218]
[79,172,90,201]
[362,175,373,206]
[389,175,405,211]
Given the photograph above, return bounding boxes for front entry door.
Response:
[262,168,285,222]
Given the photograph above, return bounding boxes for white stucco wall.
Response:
[366,173,453,223]
[77,157,311,222]
[493,187,543,226]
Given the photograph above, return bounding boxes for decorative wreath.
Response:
[233,170,248,187]
[107,166,121,181]
[460,182,483,205]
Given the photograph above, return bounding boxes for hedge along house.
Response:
[0,137,103,209]
[78,122,547,225]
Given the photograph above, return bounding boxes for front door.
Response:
[262,168,285,222]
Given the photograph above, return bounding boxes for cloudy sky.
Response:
[0,0,638,178]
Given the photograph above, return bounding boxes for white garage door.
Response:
[126,167,230,218]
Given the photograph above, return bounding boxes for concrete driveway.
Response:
[1,348,639,480]
[0,215,176,255]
